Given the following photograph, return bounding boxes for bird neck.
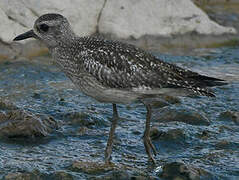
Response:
[48,34,77,52]
[49,36,80,61]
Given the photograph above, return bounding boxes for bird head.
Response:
[13,13,75,48]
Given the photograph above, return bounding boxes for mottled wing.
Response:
[80,37,168,88]
[79,37,225,97]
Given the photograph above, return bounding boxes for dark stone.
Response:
[51,171,73,180]
[3,171,43,180]
[89,170,153,180]
[198,130,210,140]
[218,125,233,133]
[76,127,101,136]
[150,128,185,141]
[0,100,57,137]
[153,107,210,126]
[215,140,233,150]
[70,161,154,180]
[70,161,117,174]
[159,162,212,180]
[63,111,108,128]
[219,111,239,124]
[32,93,41,99]
[89,170,130,180]
[147,96,181,109]
[149,127,163,140]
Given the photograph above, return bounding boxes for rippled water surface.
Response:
[0,47,238,179]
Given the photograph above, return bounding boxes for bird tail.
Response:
[190,75,228,97]
[190,75,228,87]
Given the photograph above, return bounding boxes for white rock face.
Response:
[0,0,104,43]
[21,0,105,37]
[0,2,30,42]
[99,0,236,39]
[0,0,236,43]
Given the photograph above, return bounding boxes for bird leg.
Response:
[105,103,119,164]
[142,102,157,164]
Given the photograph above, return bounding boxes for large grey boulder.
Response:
[0,0,236,58]
[0,0,236,43]
[0,100,57,137]
[99,0,236,39]
[0,0,104,42]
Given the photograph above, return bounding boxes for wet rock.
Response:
[218,125,233,133]
[0,99,18,110]
[215,140,232,149]
[194,0,239,31]
[4,171,43,180]
[76,127,101,136]
[64,111,108,128]
[51,171,73,180]
[0,100,57,137]
[89,170,130,180]
[159,162,212,180]
[64,112,92,126]
[89,170,151,180]
[70,161,152,179]
[202,151,225,163]
[153,107,210,126]
[219,111,239,124]
[163,96,181,105]
[32,92,41,99]
[198,130,210,140]
[150,96,181,108]
[149,127,163,140]
[70,161,117,174]
[77,126,90,136]
[150,128,185,141]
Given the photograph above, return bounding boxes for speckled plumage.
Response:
[14,13,227,164]
[51,35,224,103]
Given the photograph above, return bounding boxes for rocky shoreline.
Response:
[0,1,239,180]
[0,0,239,59]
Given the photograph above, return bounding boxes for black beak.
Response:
[13,30,37,41]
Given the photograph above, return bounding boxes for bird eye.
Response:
[39,24,49,32]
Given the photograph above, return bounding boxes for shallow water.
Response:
[0,47,238,179]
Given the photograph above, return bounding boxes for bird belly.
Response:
[64,68,193,104]
[69,73,140,104]
[68,73,195,103]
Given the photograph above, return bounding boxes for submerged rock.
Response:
[71,161,152,180]
[89,170,131,180]
[89,170,151,180]
[150,128,185,141]
[4,170,74,180]
[50,171,74,180]
[159,162,212,180]
[215,140,236,150]
[4,171,43,180]
[0,100,57,137]
[149,96,181,109]
[63,111,108,128]
[198,130,211,140]
[70,161,117,174]
[218,111,239,124]
[153,107,210,126]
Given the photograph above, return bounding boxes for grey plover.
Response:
[14,13,226,164]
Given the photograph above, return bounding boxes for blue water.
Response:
[0,47,238,179]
